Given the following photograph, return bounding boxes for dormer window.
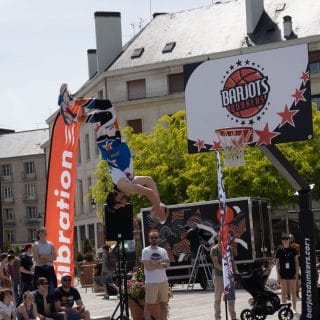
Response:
[162,42,176,54]
[131,48,144,59]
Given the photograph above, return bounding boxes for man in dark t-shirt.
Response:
[19,244,34,298]
[53,274,90,320]
[33,277,65,320]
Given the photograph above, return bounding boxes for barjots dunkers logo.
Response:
[220,60,270,124]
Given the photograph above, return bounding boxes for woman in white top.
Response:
[32,227,57,294]
[0,289,16,320]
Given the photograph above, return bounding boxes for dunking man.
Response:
[58,84,167,222]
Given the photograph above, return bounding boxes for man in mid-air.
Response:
[58,84,167,222]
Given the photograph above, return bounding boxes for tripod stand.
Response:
[111,234,130,320]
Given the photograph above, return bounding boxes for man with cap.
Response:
[53,274,90,320]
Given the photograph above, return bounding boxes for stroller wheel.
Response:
[254,315,266,320]
[278,307,294,320]
[240,309,254,320]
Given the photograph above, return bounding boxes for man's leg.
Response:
[159,302,168,320]
[288,279,297,311]
[144,283,157,320]
[214,276,224,320]
[227,299,236,320]
[280,279,288,303]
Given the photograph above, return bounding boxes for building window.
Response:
[3,186,13,199]
[127,79,146,100]
[3,208,14,222]
[310,62,320,74]
[79,225,86,252]
[168,73,184,94]
[312,95,320,110]
[24,162,35,175]
[74,227,79,253]
[98,89,104,99]
[127,119,143,134]
[28,228,37,242]
[27,207,38,220]
[25,184,36,199]
[85,134,90,160]
[2,164,12,177]
[4,230,15,243]
[88,224,95,248]
[77,180,84,214]
[78,141,82,164]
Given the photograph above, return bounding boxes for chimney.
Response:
[283,15,293,38]
[94,12,122,74]
[245,0,264,34]
[87,49,97,79]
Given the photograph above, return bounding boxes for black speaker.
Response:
[104,203,134,241]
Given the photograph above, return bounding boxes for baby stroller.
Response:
[239,267,293,320]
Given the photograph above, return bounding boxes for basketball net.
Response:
[215,127,253,167]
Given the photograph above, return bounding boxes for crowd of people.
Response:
[0,227,90,320]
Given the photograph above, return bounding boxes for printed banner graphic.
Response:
[45,105,80,282]
[184,43,312,153]
[216,151,235,300]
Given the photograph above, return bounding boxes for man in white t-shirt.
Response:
[141,229,170,320]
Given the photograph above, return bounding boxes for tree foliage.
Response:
[91,107,320,215]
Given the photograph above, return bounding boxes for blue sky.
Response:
[0,0,214,131]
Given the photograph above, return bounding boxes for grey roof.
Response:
[109,0,320,72]
[0,128,49,159]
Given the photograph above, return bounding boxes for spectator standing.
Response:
[20,244,35,296]
[142,229,170,320]
[33,277,65,320]
[210,231,238,320]
[0,289,16,320]
[8,249,21,304]
[17,291,40,320]
[276,233,299,315]
[53,273,90,320]
[32,227,57,294]
[101,244,117,300]
[0,254,12,289]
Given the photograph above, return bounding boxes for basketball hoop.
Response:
[215,127,253,167]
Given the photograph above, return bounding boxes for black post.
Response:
[111,234,130,320]
[224,300,228,320]
[298,189,319,320]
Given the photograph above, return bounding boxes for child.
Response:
[0,289,16,320]
[17,291,41,320]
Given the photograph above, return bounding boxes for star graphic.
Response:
[300,71,310,86]
[236,60,242,67]
[210,140,222,151]
[103,142,113,151]
[277,105,298,128]
[292,88,306,105]
[193,139,206,152]
[230,65,234,70]
[255,123,280,145]
[245,59,250,65]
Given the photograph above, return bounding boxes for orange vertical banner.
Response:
[45,108,80,283]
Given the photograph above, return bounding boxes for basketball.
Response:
[222,67,269,119]
[216,205,235,225]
